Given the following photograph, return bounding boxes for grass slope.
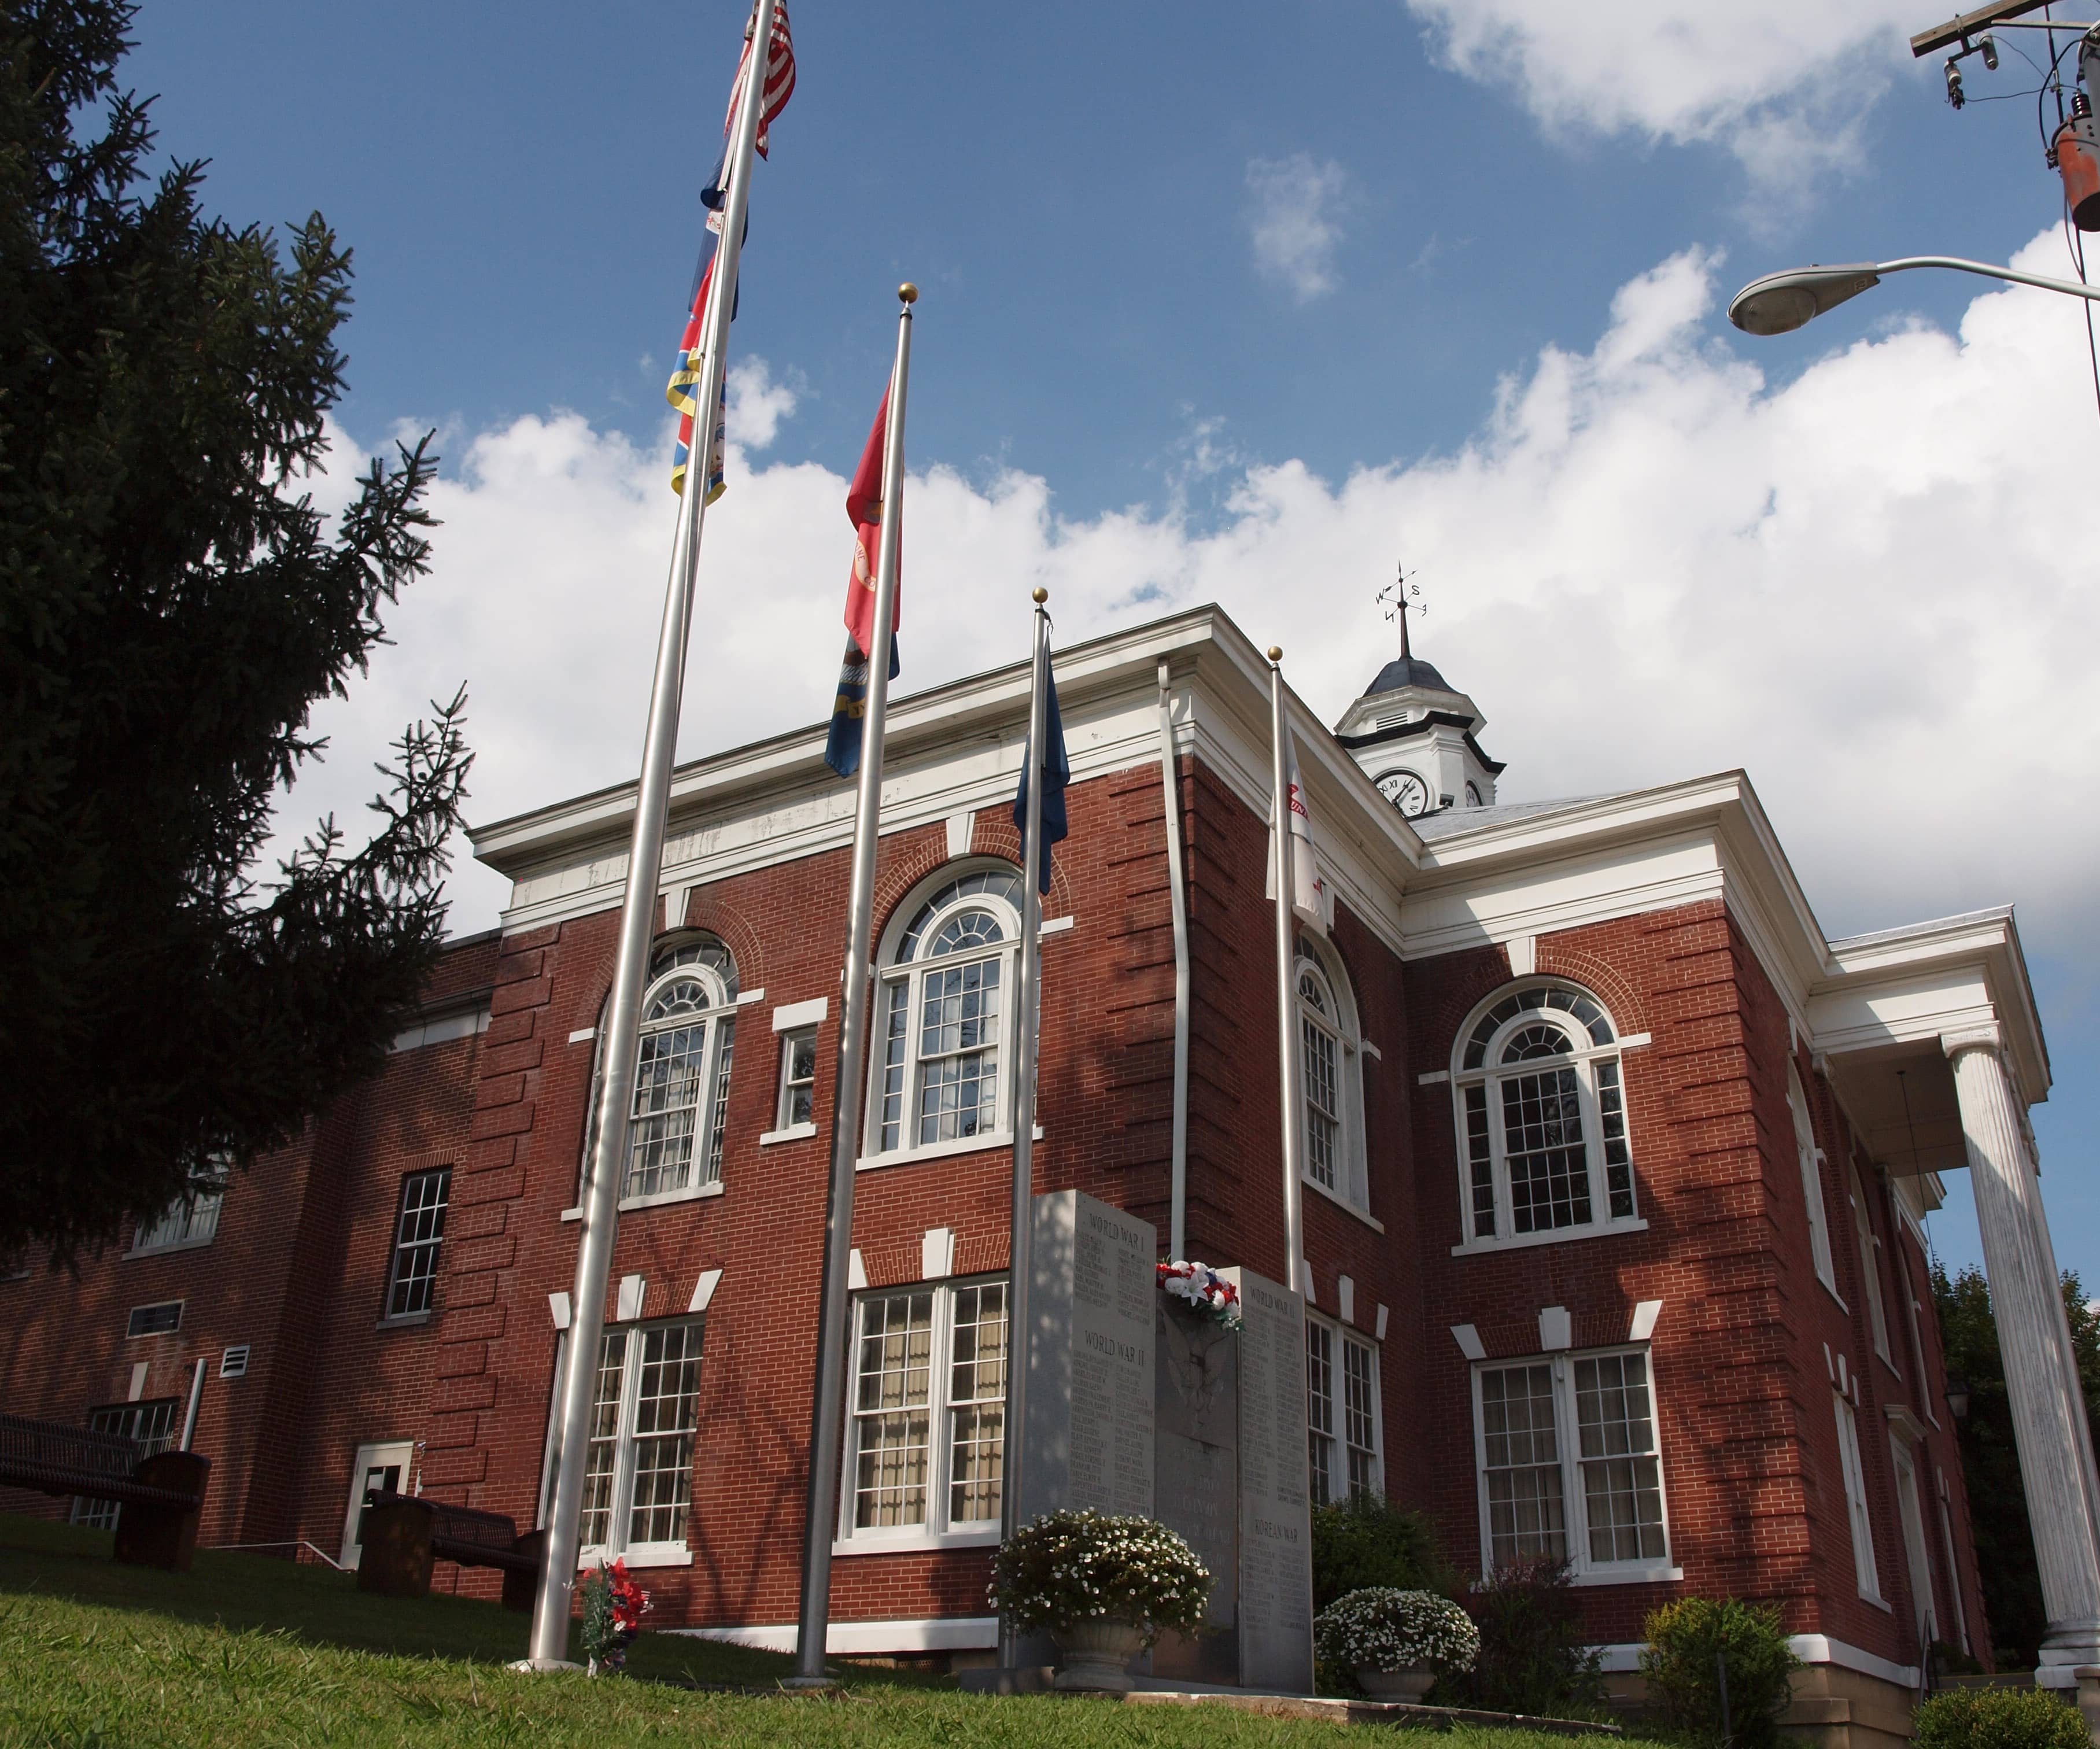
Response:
[0,1514,1662,1749]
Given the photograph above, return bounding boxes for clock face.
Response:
[1376,769,1431,817]
[1465,781,1483,806]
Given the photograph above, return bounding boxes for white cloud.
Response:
[1402,0,1919,200]
[1245,153,1350,301]
[286,226,2100,1027]
[726,355,797,451]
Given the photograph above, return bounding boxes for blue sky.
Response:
[126,2,2100,1287]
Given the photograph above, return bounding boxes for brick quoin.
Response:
[0,610,2016,1699]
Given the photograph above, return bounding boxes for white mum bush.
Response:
[1314,1586,1481,1674]
[989,1508,1212,1642]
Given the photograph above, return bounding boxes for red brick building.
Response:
[6,604,2088,1746]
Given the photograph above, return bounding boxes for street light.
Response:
[1729,255,2100,335]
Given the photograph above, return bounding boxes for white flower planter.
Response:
[1053,1619,1147,1693]
[1356,1665,1436,1702]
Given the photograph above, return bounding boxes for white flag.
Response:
[1283,730,1328,937]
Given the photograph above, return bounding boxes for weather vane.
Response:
[1375,557,1426,656]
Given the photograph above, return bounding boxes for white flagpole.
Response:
[791,283,918,1687]
[1267,648,1306,1297]
[998,588,1051,1674]
[526,0,777,1669]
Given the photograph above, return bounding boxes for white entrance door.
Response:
[340,1440,415,1569]
[1891,1438,1939,1652]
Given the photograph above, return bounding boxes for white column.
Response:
[1946,1028,2100,1674]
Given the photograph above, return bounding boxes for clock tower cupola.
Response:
[1332,612,1503,820]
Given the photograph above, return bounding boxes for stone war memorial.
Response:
[1016,1191,1315,1692]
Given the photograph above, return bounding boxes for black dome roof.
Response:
[1363,655,1453,697]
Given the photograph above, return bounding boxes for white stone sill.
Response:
[1451,1218,1648,1259]
[578,1546,693,1570]
[1305,1176,1384,1234]
[759,1122,819,1146]
[1571,1563,1682,1587]
[560,1182,725,1222]
[832,1528,1002,1558]
[856,1128,1042,1173]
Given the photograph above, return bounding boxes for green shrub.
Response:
[1914,1686,2091,1749]
[1639,1597,1799,1749]
[1438,1558,1612,1721]
[1309,1494,1457,1613]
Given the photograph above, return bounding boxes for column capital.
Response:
[1942,1023,2004,1061]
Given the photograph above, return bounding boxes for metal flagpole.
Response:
[998,588,1051,1674]
[526,0,778,1670]
[1267,649,1306,1297]
[791,283,918,1686]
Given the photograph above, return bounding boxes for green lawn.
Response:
[0,1513,1663,1748]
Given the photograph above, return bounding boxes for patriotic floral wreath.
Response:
[1157,1260,1243,1331]
[580,1558,651,1675]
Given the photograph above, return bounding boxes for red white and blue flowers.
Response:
[1157,1260,1243,1331]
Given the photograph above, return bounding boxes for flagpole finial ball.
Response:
[1032,588,1049,604]
[1267,645,1283,663]
[898,283,919,305]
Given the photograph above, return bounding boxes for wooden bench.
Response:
[356,1490,545,1610]
[0,1412,211,1571]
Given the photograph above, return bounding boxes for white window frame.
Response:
[128,1186,225,1257]
[1850,1165,1895,1371]
[1470,1345,1680,1585]
[1450,981,1644,1256]
[1788,1065,1842,1303]
[835,1274,1009,1553]
[1296,943,1370,1215]
[1936,1467,1971,1654]
[1833,1388,1884,1604]
[73,1399,181,1528]
[1307,1313,1382,1505]
[339,1438,415,1569]
[863,866,1024,1169]
[577,1316,707,1569]
[383,1165,451,1322]
[574,937,739,1214]
[770,1025,819,1138]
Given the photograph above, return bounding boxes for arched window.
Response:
[870,866,1024,1157]
[1451,981,1638,1249]
[1296,940,1369,1212]
[622,936,738,1203]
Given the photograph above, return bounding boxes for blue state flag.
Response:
[1013,662,1069,893]
[824,633,901,778]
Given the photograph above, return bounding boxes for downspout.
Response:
[1157,657,1191,1260]
[178,1356,206,1452]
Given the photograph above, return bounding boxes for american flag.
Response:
[666,2,796,497]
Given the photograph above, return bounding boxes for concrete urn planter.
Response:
[1053,1620,1148,1693]
[1356,1666,1436,1702]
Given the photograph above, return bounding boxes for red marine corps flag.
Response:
[825,388,900,777]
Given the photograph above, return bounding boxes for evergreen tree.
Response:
[0,0,470,1260]
[1932,1262,2100,1666]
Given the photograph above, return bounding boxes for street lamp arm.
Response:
[1873,256,2100,301]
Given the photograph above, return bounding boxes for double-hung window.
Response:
[1472,1346,1675,1581]
[1833,1387,1884,1602]
[72,1399,180,1529]
[776,1027,818,1131]
[1294,943,1370,1212]
[384,1167,451,1320]
[839,1277,1008,1545]
[1788,1065,1840,1299]
[578,1318,706,1564]
[869,869,1023,1160]
[1306,1316,1382,1504]
[130,1187,224,1256]
[594,938,737,1206]
[1850,1165,1895,1368]
[1451,982,1640,1252]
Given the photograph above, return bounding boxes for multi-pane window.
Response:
[385,1167,451,1319]
[72,1399,180,1529]
[1307,1317,1382,1505]
[1451,983,1638,1249]
[843,1278,1008,1541]
[1788,1065,1840,1297]
[578,1319,706,1560]
[777,1027,818,1130]
[872,869,1022,1156]
[1850,1165,1894,1367]
[131,1185,224,1255]
[619,938,737,1202]
[1473,1347,1672,1578]
[1294,946,1369,1211]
